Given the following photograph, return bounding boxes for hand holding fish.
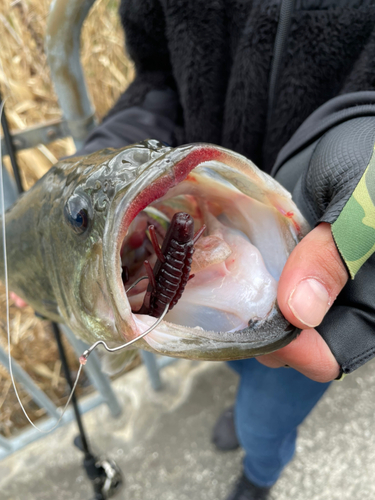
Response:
[0,141,308,374]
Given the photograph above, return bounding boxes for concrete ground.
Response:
[1,357,375,500]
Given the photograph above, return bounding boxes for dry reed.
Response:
[0,0,135,436]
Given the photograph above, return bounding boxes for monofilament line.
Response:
[0,122,167,432]
[0,99,79,432]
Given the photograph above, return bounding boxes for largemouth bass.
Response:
[0,140,309,363]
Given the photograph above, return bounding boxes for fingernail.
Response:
[288,278,330,327]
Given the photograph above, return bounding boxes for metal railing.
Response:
[0,332,121,460]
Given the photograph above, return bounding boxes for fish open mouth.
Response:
[104,143,307,359]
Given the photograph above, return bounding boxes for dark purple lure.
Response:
[133,212,205,318]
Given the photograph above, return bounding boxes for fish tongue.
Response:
[191,235,232,273]
[191,207,232,273]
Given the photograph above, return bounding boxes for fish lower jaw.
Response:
[131,301,297,360]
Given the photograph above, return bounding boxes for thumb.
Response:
[278,222,349,329]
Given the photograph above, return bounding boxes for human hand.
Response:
[259,115,375,381]
[257,222,348,382]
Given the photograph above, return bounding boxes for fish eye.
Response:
[64,194,91,234]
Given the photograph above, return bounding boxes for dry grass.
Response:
[0,0,135,436]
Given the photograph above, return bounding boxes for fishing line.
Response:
[0,98,72,433]
[0,100,167,433]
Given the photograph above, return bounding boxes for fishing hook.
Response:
[124,275,149,292]
[79,302,168,364]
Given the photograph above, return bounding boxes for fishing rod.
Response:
[0,92,23,194]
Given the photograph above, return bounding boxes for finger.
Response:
[278,222,348,330]
[256,356,284,369]
[257,329,340,382]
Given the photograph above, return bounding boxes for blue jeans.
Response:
[228,359,331,488]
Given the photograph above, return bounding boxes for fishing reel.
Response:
[86,456,123,500]
[74,436,123,499]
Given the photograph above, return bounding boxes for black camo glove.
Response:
[274,103,375,374]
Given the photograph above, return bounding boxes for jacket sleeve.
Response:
[75,0,180,156]
[273,92,375,374]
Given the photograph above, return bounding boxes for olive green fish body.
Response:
[0,141,309,365]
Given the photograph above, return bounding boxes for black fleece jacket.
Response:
[103,0,375,172]
[80,0,375,373]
